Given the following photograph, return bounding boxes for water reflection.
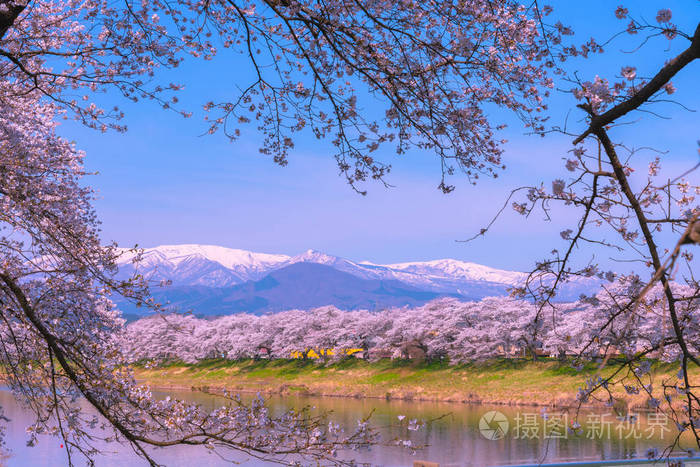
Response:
[0,388,690,466]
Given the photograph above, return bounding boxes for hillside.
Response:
[114,262,459,315]
[114,244,598,315]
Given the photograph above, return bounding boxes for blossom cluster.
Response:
[120,281,699,366]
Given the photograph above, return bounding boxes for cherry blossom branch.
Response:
[574,22,700,145]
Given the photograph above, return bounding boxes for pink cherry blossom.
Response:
[656,9,672,23]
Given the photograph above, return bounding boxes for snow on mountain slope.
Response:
[283,249,396,281]
[286,249,356,270]
[116,244,290,287]
[281,249,521,288]
[114,244,595,300]
[379,259,526,285]
[115,244,529,288]
[118,244,290,269]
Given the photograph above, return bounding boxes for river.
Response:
[0,388,691,466]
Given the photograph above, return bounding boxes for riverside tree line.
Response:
[121,279,700,367]
[0,0,698,463]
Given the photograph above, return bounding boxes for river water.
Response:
[0,388,692,466]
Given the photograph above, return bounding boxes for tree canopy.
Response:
[0,0,698,464]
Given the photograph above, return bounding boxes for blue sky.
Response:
[58,1,699,272]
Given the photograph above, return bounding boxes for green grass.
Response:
[132,357,692,408]
[366,372,400,383]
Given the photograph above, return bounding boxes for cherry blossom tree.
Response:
[0,91,389,465]
[0,0,567,463]
[0,0,565,192]
[120,294,697,367]
[2,0,698,462]
[468,6,700,452]
[116,298,549,365]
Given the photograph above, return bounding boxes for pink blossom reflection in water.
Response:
[0,388,683,466]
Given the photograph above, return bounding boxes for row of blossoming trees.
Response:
[120,279,700,366]
[0,0,697,463]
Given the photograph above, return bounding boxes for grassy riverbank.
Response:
[133,358,688,408]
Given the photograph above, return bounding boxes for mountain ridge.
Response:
[116,244,526,289]
[113,262,461,316]
[113,243,597,315]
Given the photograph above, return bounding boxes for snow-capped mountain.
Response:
[113,244,597,316]
[115,262,454,316]
[285,249,365,275]
[116,244,525,292]
[116,244,289,287]
[354,258,526,293]
[382,259,525,285]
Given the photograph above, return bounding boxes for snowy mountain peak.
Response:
[290,249,346,265]
[116,244,528,287]
[117,244,290,270]
[112,244,598,314]
[116,243,564,289]
[384,258,525,285]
